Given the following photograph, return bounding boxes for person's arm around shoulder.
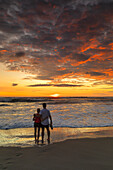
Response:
[49,111,53,129]
[49,114,52,125]
[33,114,36,121]
[39,110,43,121]
[35,114,41,118]
[40,109,48,122]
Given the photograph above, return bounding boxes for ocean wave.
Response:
[1,123,113,130]
[0,124,33,130]
[0,97,113,104]
[0,97,50,103]
[0,104,10,107]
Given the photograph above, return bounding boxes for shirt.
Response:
[40,108,50,125]
[35,115,41,123]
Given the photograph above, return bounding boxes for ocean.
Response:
[0,97,113,147]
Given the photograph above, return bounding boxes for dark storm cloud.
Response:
[86,71,108,76]
[0,21,23,34]
[27,84,52,87]
[27,83,83,87]
[0,0,113,86]
[54,84,83,87]
[15,52,25,57]
[12,83,18,86]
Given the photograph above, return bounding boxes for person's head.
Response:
[43,103,46,108]
[37,108,40,113]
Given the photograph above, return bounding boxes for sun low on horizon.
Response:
[50,94,60,98]
[0,0,113,97]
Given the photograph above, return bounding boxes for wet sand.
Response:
[1,126,113,147]
[0,137,113,170]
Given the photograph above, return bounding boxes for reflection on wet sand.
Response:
[0,126,113,147]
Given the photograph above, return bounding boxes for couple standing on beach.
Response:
[33,103,53,144]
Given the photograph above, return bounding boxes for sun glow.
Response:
[50,94,60,97]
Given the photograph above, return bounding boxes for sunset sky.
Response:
[0,0,113,97]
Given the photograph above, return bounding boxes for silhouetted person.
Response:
[40,103,53,144]
[33,108,41,143]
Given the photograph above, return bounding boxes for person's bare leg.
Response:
[46,126,50,144]
[34,127,37,143]
[42,126,44,143]
[37,127,40,143]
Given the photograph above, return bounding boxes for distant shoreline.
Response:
[0,96,113,103]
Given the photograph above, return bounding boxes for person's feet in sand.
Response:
[47,138,50,144]
[42,139,44,144]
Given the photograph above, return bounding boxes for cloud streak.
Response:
[12,83,18,86]
[27,83,83,87]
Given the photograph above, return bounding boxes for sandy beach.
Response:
[0,137,113,170]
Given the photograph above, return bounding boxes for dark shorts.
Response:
[41,124,49,128]
[34,122,41,127]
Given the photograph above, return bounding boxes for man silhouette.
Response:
[40,103,53,144]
